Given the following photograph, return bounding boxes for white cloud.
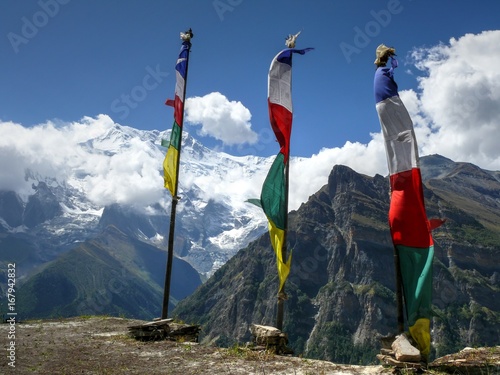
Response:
[288,135,388,210]
[83,135,164,207]
[284,31,500,208]
[185,92,258,146]
[408,30,500,170]
[2,31,499,215]
[302,29,500,186]
[0,119,93,198]
[0,115,164,206]
[0,115,271,213]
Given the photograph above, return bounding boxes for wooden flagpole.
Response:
[161,29,193,319]
[276,32,301,331]
[393,245,405,333]
[276,156,289,331]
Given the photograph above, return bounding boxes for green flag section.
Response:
[248,152,291,292]
[260,153,286,229]
[163,121,181,196]
[398,244,434,358]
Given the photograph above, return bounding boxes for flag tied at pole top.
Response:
[163,40,191,197]
[268,48,313,163]
[374,52,444,358]
[255,47,313,293]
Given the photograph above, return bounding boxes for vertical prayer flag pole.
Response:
[393,245,405,333]
[161,29,193,319]
[260,32,312,330]
[276,140,290,330]
[373,44,444,360]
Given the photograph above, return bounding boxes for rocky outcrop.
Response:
[23,182,62,228]
[0,190,24,228]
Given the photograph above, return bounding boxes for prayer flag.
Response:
[261,47,312,292]
[374,51,443,358]
[163,40,191,196]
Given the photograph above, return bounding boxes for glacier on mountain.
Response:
[0,116,283,276]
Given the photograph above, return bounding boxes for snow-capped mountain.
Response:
[0,117,272,278]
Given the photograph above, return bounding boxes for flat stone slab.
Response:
[391,334,421,362]
[250,324,284,338]
[250,324,292,355]
[128,320,200,342]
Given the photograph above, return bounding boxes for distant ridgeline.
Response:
[172,154,500,365]
[10,225,202,320]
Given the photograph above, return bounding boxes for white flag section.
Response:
[376,96,420,175]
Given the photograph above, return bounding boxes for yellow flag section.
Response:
[268,219,291,293]
[409,318,431,358]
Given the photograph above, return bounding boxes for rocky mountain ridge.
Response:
[173,154,500,364]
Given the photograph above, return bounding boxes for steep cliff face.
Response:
[173,155,500,364]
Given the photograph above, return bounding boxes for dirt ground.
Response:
[1,316,498,375]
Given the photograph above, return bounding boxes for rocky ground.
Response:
[1,316,498,374]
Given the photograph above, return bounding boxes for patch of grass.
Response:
[78,315,94,320]
[222,344,276,362]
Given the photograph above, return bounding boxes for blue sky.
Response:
[2,0,500,168]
